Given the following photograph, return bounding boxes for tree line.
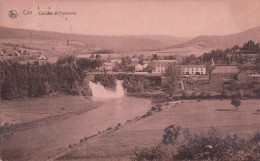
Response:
[182,40,260,65]
[0,56,88,99]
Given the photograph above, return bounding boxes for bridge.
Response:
[86,71,162,77]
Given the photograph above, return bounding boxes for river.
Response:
[1,81,151,161]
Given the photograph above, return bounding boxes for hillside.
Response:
[166,26,260,50]
[0,26,187,52]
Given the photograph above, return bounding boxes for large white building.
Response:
[152,60,178,73]
[180,65,206,75]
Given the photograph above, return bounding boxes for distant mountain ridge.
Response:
[0,26,187,52]
[166,26,260,50]
[1,26,260,52]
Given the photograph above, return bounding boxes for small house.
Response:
[135,64,144,72]
[38,54,48,63]
[131,58,139,64]
[102,62,114,71]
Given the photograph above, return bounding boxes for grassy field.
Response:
[58,99,260,161]
[1,94,101,130]
[0,94,103,161]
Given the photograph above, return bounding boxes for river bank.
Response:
[1,94,151,161]
[1,94,102,134]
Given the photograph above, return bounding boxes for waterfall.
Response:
[89,80,125,98]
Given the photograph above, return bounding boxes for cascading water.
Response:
[89,80,125,98]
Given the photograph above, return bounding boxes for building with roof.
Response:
[210,66,238,92]
[38,54,48,64]
[180,65,206,75]
[135,64,144,72]
[152,60,178,73]
[143,64,148,68]
[211,66,238,80]
[131,58,139,64]
[102,62,114,71]
[110,59,121,64]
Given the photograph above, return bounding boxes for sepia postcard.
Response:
[0,0,260,160]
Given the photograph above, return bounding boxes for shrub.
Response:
[251,131,260,145]
[106,127,112,131]
[191,92,198,98]
[182,91,189,98]
[142,111,153,118]
[131,145,168,161]
[151,105,163,112]
[174,128,258,160]
[162,125,181,145]
[222,89,231,98]
[131,129,260,161]
[156,104,162,108]
[199,92,207,99]
[151,106,157,111]
[207,92,212,98]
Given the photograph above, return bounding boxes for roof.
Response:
[211,66,238,74]
[110,59,121,63]
[38,54,48,60]
[248,74,260,78]
[180,65,206,68]
[156,60,178,63]
[131,58,139,61]
[143,64,148,68]
[135,64,143,68]
[103,62,114,65]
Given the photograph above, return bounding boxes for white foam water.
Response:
[89,80,125,98]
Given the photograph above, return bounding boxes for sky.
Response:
[0,0,260,37]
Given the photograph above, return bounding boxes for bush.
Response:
[106,127,112,131]
[151,106,157,111]
[182,91,189,98]
[151,105,163,112]
[222,89,231,98]
[162,125,181,145]
[191,92,198,98]
[174,128,259,160]
[131,145,168,161]
[251,131,260,145]
[199,92,207,99]
[131,128,260,161]
[142,111,153,118]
